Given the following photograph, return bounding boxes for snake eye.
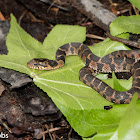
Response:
[34,63,38,66]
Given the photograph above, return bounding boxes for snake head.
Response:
[27,58,56,70]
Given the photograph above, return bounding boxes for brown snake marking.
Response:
[27,42,140,104]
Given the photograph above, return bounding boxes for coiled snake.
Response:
[27,42,140,104]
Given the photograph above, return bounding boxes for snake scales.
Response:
[27,42,140,104]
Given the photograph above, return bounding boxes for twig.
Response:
[42,125,45,140]
[44,126,62,133]
[129,6,132,16]
[68,128,72,140]
[28,12,45,23]
[0,119,12,133]
[18,10,28,25]
[106,31,140,48]
[86,34,105,40]
[45,124,53,140]
[40,0,69,11]
[116,9,129,16]
[132,4,139,15]
[108,0,118,7]
[44,124,70,139]
[50,123,56,140]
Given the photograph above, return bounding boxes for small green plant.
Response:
[0,2,140,139]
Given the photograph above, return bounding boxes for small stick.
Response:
[68,128,72,140]
[106,31,140,48]
[18,10,28,25]
[132,4,139,15]
[86,34,105,40]
[42,125,45,140]
[45,124,53,140]
[0,119,12,133]
[40,0,69,11]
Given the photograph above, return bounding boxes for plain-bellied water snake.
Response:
[27,42,140,104]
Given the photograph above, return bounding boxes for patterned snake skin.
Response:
[27,43,140,104]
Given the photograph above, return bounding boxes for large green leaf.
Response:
[110,15,140,36]
[128,0,140,11]
[118,94,140,140]
[61,104,128,137]
[82,95,140,139]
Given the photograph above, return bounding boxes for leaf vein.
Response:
[35,79,85,110]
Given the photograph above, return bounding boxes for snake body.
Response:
[27,43,140,104]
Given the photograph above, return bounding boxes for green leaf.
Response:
[112,73,132,91]
[110,15,140,36]
[82,128,117,140]
[128,0,140,11]
[60,105,127,137]
[0,14,43,76]
[82,95,140,139]
[118,93,140,140]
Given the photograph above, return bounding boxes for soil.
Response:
[0,0,135,139]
